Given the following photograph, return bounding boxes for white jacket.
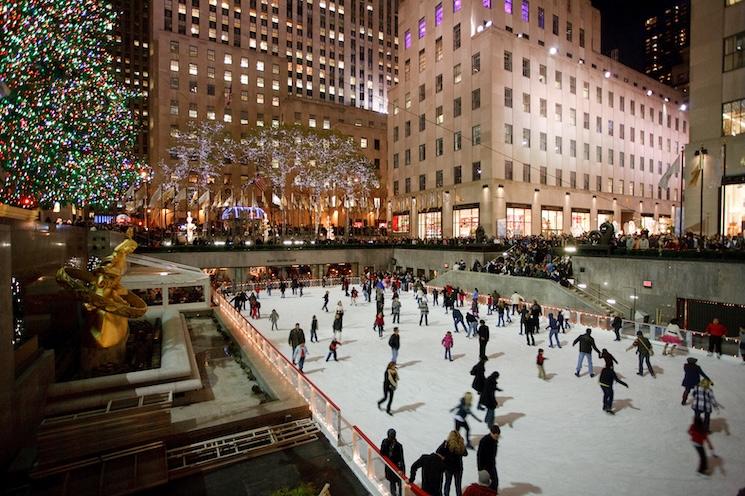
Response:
[511,293,524,305]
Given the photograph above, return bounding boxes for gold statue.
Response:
[57,228,147,352]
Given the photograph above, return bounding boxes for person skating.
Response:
[599,348,618,369]
[332,313,343,342]
[611,314,623,341]
[689,416,715,476]
[476,425,501,492]
[682,357,712,405]
[496,301,506,327]
[486,294,493,316]
[661,319,683,356]
[546,313,561,348]
[470,357,488,406]
[463,471,498,496]
[452,308,468,333]
[705,318,727,358]
[374,312,385,338]
[442,330,455,361]
[392,297,401,324]
[279,280,287,298]
[598,366,629,414]
[322,291,329,312]
[451,392,482,449]
[691,379,719,433]
[536,348,547,379]
[573,329,601,377]
[326,338,341,362]
[288,323,306,363]
[381,429,406,496]
[389,327,401,363]
[518,304,529,335]
[269,309,279,331]
[626,331,656,377]
[433,287,440,306]
[408,450,446,496]
[309,315,318,342]
[510,291,524,316]
[437,430,468,496]
[350,287,358,306]
[466,312,478,338]
[293,342,308,372]
[529,300,542,332]
[480,372,503,428]
[377,362,399,415]
[477,320,490,359]
[557,310,567,334]
[418,297,429,326]
[524,314,536,346]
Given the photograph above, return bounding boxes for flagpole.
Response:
[678,146,684,237]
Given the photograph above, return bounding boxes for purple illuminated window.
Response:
[538,7,544,28]
[504,0,512,14]
[418,17,426,38]
[521,0,529,21]
[405,29,411,49]
[483,0,492,8]
[435,3,444,26]
[453,0,461,13]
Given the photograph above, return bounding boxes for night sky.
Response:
[591,0,684,73]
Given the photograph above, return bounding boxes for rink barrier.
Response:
[213,287,425,496]
[226,277,362,294]
[425,286,742,356]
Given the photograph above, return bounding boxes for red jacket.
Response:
[688,424,708,445]
[463,484,498,496]
[536,354,545,365]
[705,322,727,337]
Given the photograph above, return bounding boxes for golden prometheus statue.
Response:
[56,228,147,353]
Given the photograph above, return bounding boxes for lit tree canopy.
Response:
[169,121,235,194]
[0,0,140,207]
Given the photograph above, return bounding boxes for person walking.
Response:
[682,357,712,405]
[536,348,547,379]
[573,329,601,377]
[269,309,279,331]
[546,313,561,348]
[322,291,329,312]
[418,297,429,326]
[389,327,401,363]
[691,379,719,432]
[293,343,308,372]
[309,315,318,342]
[451,392,482,449]
[626,331,656,377]
[611,314,623,341]
[598,366,629,414]
[325,338,341,362]
[381,429,406,496]
[689,416,715,476]
[442,331,455,361]
[599,348,618,369]
[465,312,478,338]
[391,297,401,324]
[477,320,490,359]
[452,308,468,333]
[470,357,488,402]
[463,471,498,496]
[437,431,468,496]
[377,362,399,415]
[374,312,385,337]
[408,451,446,496]
[480,372,502,428]
[705,318,727,358]
[476,425,501,493]
[661,319,683,356]
[288,323,306,363]
[510,291,524,316]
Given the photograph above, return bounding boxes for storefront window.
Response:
[418,210,442,239]
[722,183,745,235]
[453,207,479,237]
[392,214,410,234]
[168,286,205,304]
[658,216,672,234]
[570,210,590,235]
[132,288,163,306]
[597,212,614,228]
[541,208,563,235]
[506,206,531,236]
[641,215,656,233]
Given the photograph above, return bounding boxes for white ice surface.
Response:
[244,286,745,496]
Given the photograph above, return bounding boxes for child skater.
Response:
[374,312,385,337]
[689,416,715,476]
[293,343,308,372]
[546,313,561,348]
[536,348,547,379]
[326,338,341,362]
[442,330,454,361]
[598,365,629,414]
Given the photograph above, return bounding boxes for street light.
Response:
[694,147,708,237]
[139,167,153,244]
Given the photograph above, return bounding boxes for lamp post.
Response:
[694,147,708,238]
[139,167,152,244]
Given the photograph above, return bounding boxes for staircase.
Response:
[566,282,631,317]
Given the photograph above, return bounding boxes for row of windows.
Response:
[723,31,745,72]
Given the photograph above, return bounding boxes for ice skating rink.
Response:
[243,286,745,495]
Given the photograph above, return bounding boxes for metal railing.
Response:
[213,287,425,495]
[225,277,362,294]
[569,281,632,317]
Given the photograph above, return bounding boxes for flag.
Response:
[190,190,198,205]
[149,185,162,208]
[689,156,703,187]
[212,191,222,209]
[198,190,210,208]
[250,174,267,192]
[174,187,187,202]
[223,194,234,207]
[162,186,175,204]
[658,156,680,190]
[272,193,282,206]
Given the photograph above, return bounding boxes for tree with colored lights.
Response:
[0,0,140,208]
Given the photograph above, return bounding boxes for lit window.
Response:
[170,60,179,71]
[435,3,444,26]
[454,0,462,12]
[418,17,426,39]
[189,63,198,75]
[224,70,232,82]
[503,0,511,14]
[404,29,411,49]
[361,137,368,148]
[224,53,232,64]
[256,60,265,71]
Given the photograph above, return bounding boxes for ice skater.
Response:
[332,313,343,342]
[661,319,683,356]
[293,343,308,372]
[322,291,329,312]
[611,314,623,341]
[381,429,405,496]
[470,357,487,404]
[598,365,629,414]
[408,450,446,496]
[309,315,318,342]
[452,308,467,333]
[496,301,506,327]
[269,309,279,331]
[351,287,358,306]
[466,312,478,338]
[418,297,429,326]
[524,314,536,346]
[691,379,719,433]
[451,392,482,449]
[377,362,399,415]
[510,291,524,316]
[442,331,454,361]
[682,357,711,405]
[392,297,401,324]
[389,327,400,363]
[374,312,385,337]
[599,348,618,369]
[689,416,715,476]
[546,312,561,348]
[326,338,341,362]
[437,430,468,496]
[536,348,547,379]
[480,371,503,428]
[476,425,501,493]
[288,323,305,363]
[626,331,656,377]
[477,320,490,359]
[573,329,601,377]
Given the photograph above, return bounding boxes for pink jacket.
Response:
[442,334,454,349]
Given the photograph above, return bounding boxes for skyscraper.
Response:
[643,1,690,92]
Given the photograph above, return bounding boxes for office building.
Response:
[388,0,689,238]
[644,1,690,93]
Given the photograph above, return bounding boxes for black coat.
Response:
[470,362,486,393]
[381,438,405,482]
[389,333,400,350]
[436,441,467,472]
[478,324,490,342]
[573,334,600,354]
[476,435,498,470]
[410,453,445,496]
[479,375,500,409]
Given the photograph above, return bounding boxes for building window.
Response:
[571,210,590,234]
[541,208,563,234]
[436,138,444,156]
[405,178,411,193]
[538,7,545,29]
[523,163,531,182]
[392,214,410,233]
[555,136,562,154]
[419,114,426,131]
[454,64,462,83]
[418,17,426,39]
[436,106,444,124]
[435,2,444,26]
[507,206,531,236]
[504,50,512,72]
[540,166,547,184]
[540,98,547,117]
[503,0,512,13]
[505,160,513,180]
[454,131,462,150]
[523,93,531,113]
[454,165,462,184]
[404,30,412,49]
[419,174,426,191]
[522,57,530,77]
[453,23,461,50]
[504,124,513,144]
[472,125,482,144]
[472,52,481,73]
[418,211,442,239]
[555,103,562,122]
[539,132,547,151]
[454,97,462,116]
[419,144,426,161]
[552,14,559,35]
[723,98,745,136]
[454,0,462,11]
[436,170,444,188]
[405,149,411,165]
[472,161,482,180]
[521,0,529,22]
[522,128,531,148]
[504,87,513,108]
[453,207,480,237]
[170,59,179,71]
[554,70,562,89]
[436,74,443,92]
[723,31,745,72]
[471,89,481,109]
[419,49,426,72]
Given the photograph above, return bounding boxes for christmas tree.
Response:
[0,0,140,208]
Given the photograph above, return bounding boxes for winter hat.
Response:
[687,357,697,364]
[490,424,501,435]
[478,470,491,485]
[387,428,396,438]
